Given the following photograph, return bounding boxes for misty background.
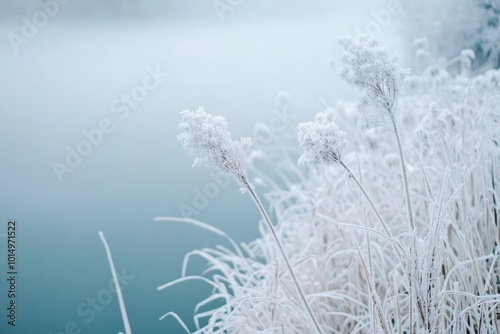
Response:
[0,0,409,333]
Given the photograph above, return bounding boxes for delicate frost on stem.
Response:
[339,35,421,333]
[297,108,402,253]
[178,107,324,334]
[242,177,325,334]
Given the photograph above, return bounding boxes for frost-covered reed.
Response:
[159,36,500,333]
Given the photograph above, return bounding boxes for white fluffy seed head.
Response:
[178,107,252,184]
[297,108,348,166]
[338,35,410,123]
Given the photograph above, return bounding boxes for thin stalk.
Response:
[241,177,324,334]
[356,155,374,334]
[99,231,132,334]
[390,114,415,232]
[354,239,391,334]
[390,114,423,333]
[339,160,405,258]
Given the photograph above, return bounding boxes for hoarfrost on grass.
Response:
[178,107,252,186]
[338,36,410,132]
[297,108,348,166]
[163,44,500,332]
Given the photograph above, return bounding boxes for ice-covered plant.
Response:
[337,37,413,229]
[297,108,397,247]
[178,107,252,186]
[155,35,500,334]
[98,232,132,334]
[338,36,412,219]
[338,36,409,130]
[337,35,415,232]
[177,108,325,334]
[338,35,426,331]
[297,108,348,166]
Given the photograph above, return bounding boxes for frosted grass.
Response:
[159,40,500,333]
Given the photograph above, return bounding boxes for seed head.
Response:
[297,108,348,166]
[338,36,409,117]
[178,107,252,184]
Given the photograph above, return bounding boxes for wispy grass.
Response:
[99,231,132,334]
[155,37,500,333]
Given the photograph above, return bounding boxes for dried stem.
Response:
[339,160,405,258]
[99,231,132,334]
[241,177,325,334]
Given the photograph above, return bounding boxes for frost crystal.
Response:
[178,107,252,184]
[297,108,348,165]
[338,36,410,117]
